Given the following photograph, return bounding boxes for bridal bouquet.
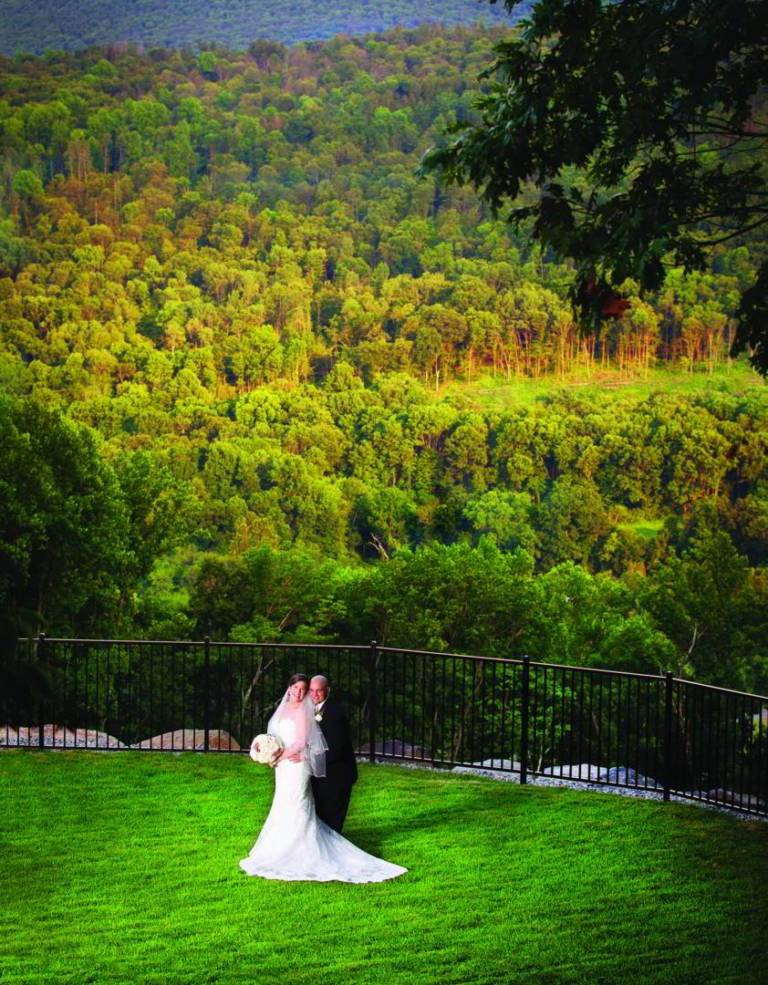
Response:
[249,734,284,765]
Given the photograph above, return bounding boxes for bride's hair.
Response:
[287,673,309,687]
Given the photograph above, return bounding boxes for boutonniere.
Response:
[314,711,324,723]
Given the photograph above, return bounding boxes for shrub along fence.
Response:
[3,636,767,818]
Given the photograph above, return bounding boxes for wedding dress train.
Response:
[239,715,407,882]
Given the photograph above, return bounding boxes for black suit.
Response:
[311,697,358,833]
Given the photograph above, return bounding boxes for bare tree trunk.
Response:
[242,653,277,714]
[451,663,485,762]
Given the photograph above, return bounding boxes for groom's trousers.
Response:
[311,777,353,834]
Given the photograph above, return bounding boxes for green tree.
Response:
[0,396,133,636]
[348,539,536,656]
[188,545,345,642]
[527,562,675,673]
[112,450,192,579]
[11,169,45,231]
[536,476,610,569]
[463,489,536,553]
[637,528,768,691]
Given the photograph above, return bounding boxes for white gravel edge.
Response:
[4,743,763,823]
[356,757,768,823]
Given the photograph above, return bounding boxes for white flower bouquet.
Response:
[249,733,284,765]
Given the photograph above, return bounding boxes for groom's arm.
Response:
[322,705,352,764]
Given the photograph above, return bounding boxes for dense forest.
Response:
[1,26,766,694]
[0,0,525,56]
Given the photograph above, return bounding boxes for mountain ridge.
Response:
[0,0,529,56]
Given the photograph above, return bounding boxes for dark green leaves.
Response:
[422,0,768,370]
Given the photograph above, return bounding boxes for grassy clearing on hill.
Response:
[448,362,766,409]
[2,751,767,984]
[617,518,666,540]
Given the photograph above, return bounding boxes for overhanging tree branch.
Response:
[420,0,768,374]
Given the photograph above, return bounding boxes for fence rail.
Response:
[2,636,766,818]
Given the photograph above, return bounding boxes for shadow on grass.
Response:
[342,799,452,855]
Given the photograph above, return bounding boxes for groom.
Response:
[309,674,358,833]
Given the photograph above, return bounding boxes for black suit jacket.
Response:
[315,697,358,788]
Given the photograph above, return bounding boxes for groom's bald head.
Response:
[309,675,329,704]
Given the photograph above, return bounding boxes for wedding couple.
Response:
[239,673,407,883]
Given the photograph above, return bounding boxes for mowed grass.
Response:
[2,752,768,985]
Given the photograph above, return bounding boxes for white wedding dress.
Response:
[239,714,407,882]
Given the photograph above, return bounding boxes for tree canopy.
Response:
[0,26,766,693]
[421,0,768,372]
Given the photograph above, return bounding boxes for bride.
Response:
[239,674,407,882]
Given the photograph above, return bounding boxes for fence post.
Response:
[520,655,530,785]
[37,633,46,750]
[663,670,674,802]
[203,636,211,752]
[368,640,378,764]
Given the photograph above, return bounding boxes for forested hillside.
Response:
[1,27,766,692]
[0,0,524,56]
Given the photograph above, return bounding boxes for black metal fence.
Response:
[2,636,766,818]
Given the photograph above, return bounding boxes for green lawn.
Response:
[2,751,767,985]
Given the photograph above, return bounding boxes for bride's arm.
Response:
[277,709,307,762]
